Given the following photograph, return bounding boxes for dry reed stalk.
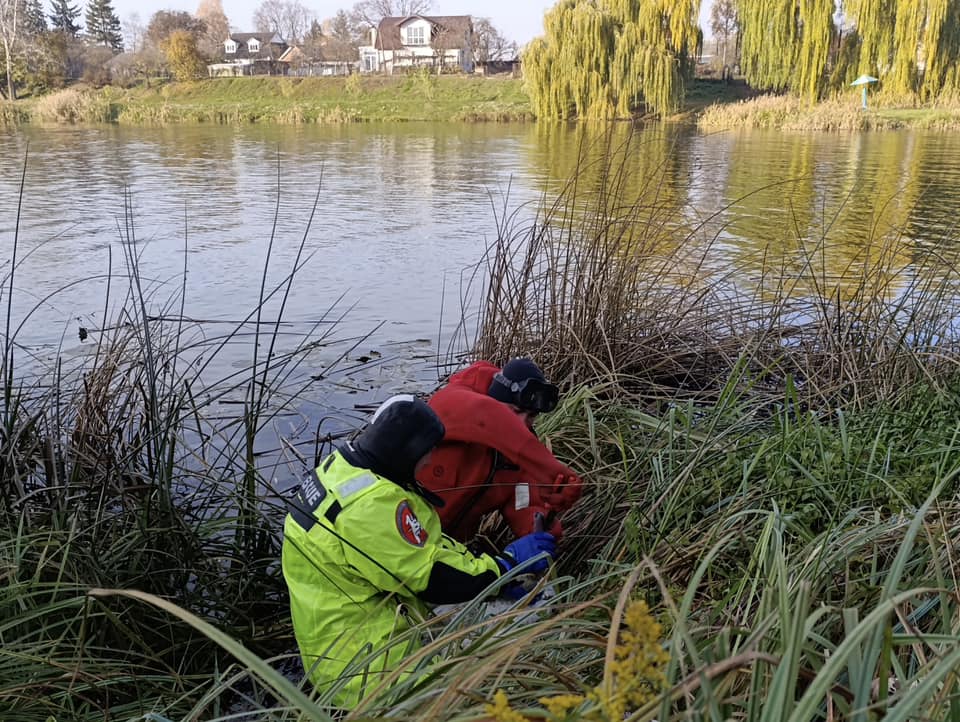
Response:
[471,125,960,415]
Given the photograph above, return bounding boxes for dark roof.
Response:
[282,38,357,64]
[374,15,472,51]
[226,32,288,60]
[230,32,283,44]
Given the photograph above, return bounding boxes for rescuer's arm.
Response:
[436,388,583,510]
[341,487,502,605]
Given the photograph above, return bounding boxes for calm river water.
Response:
[4,122,960,427]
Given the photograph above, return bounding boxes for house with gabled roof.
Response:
[207,32,289,77]
[358,15,473,75]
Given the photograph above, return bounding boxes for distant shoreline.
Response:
[5,75,534,125]
[6,75,960,130]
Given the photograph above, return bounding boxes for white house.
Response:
[208,32,289,77]
[359,15,474,75]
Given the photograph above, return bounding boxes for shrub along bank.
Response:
[698,91,960,131]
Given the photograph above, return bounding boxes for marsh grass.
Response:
[30,86,120,123]
[471,127,960,415]
[0,159,369,719]
[0,100,29,124]
[698,92,960,131]
[129,128,960,721]
[7,126,960,721]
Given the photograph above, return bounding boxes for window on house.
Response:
[225,40,237,54]
[249,39,261,53]
[406,26,425,45]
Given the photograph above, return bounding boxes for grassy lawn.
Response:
[17,73,960,129]
[101,74,534,123]
[679,77,761,111]
[17,75,765,126]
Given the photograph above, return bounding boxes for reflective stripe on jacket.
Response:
[281,450,502,708]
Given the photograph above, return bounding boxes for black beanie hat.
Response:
[348,394,445,489]
[488,358,547,405]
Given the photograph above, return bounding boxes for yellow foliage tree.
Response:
[161,29,206,81]
[523,0,702,120]
[738,0,960,101]
[736,0,834,101]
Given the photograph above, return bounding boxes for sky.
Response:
[99,0,714,48]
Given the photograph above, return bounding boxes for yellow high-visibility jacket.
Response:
[282,449,502,708]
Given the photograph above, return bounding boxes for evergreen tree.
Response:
[48,0,81,36]
[85,0,122,50]
[24,0,47,35]
[524,0,700,119]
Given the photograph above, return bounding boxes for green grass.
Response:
[671,77,761,119]
[7,126,960,721]
[14,73,960,129]
[15,76,805,126]
[22,74,535,124]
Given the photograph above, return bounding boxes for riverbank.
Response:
[8,75,960,129]
[16,75,535,124]
[698,91,960,131]
[6,129,960,720]
[3,75,755,126]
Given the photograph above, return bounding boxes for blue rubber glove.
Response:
[498,531,556,576]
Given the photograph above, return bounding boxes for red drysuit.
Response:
[416,361,583,542]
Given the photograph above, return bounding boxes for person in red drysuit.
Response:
[416,358,583,543]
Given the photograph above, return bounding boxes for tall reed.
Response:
[7,125,960,722]
[149,126,960,721]
[471,127,960,415]
[0,158,364,719]
[29,87,120,123]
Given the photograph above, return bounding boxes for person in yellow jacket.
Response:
[282,394,556,709]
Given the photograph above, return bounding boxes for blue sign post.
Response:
[851,74,879,109]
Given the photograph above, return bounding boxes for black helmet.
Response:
[346,394,445,496]
[488,358,560,414]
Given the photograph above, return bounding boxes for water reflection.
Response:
[4,122,960,377]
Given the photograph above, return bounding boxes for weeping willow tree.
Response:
[736,0,835,101]
[738,0,960,101]
[844,0,960,98]
[523,0,702,119]
[842,0,895,87]
[911,0,960,99]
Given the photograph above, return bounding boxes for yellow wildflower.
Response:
[485,689,528,722]
[607,599,669,709]
[590,686,625,721]
[539,693,586,718]
[490,599,669,722]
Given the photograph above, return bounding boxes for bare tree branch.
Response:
[252,0,314,44]
[472,16,515,63]
[350,0,432,30]
[0,0,26,99]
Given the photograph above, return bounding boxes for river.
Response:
[4,121,960,445]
